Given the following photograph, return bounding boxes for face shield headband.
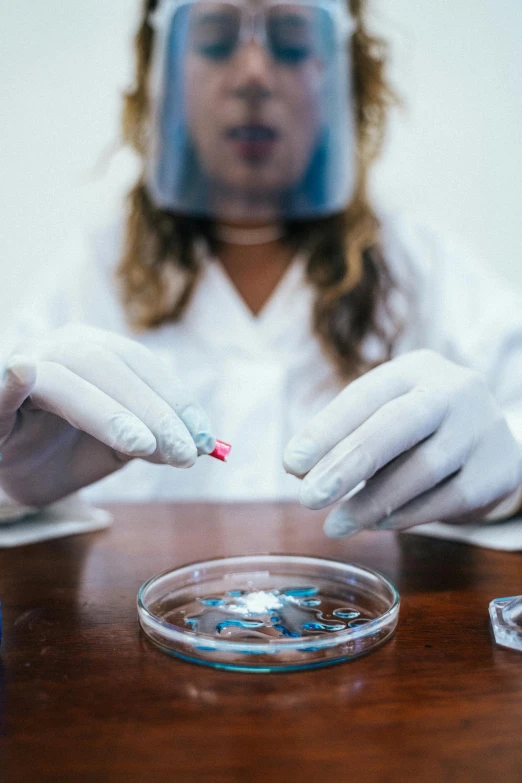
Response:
[146,0,356,222]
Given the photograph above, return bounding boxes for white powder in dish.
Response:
[227,590,284,615]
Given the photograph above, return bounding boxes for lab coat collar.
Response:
[185,245,315,358]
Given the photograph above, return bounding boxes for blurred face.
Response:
[184,0,325,213]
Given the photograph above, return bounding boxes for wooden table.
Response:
[1,503,521,782]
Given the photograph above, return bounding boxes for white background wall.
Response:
[1,0,521,333]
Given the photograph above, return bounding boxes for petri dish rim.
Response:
[137,554,400,656]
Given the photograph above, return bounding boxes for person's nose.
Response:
[231,41,276,101]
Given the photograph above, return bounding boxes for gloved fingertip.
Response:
[181,405,216,456]
[196,432,217,457]
[323,510,362,539]
[299,483,331,511]
[155,427,198,467]
[299,469,347,510]
[109,412,157,457]
[283,436,320,476]
[4,355,37,388]
[169,440,198,468]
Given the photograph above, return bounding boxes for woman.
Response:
[1,0,522,539]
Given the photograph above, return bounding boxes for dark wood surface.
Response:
[1,502,521,783]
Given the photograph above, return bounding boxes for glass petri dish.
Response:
[138,554,400,672]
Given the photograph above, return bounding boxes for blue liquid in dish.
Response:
[300,598,322,608]
[200,597,224,606]
[280,587,319,597]
[180,586,374,641]
[333,609,361,619]
[216,619,265,633]
[302,622,346,633]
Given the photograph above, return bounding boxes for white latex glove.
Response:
[0,324,216,506]
[283,350,522,537]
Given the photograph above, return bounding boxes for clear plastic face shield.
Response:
[146,0,356,221]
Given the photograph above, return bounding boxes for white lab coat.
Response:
[6,211,522,505]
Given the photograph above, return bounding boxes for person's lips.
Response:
[226,125,279,162]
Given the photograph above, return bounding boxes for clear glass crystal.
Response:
[489,595,522,652]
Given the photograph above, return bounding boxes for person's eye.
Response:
[272,43,311,64]
[196,40,236,59]
[269,14,313,64]
[191,11,239,60]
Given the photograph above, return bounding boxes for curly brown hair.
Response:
[118,0,399,378]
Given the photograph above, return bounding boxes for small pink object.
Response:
[209,440,232,462]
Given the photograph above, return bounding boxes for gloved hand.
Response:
[0,324,216,506]
[283,349,522,537]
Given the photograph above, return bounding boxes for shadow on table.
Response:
[396,532,477,594]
